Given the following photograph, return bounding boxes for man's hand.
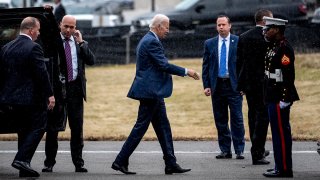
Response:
[204,88,211,96]
[240,91,245,96]
[279,101,290,109]
[187,69,200,80]
[43,5,53,11]
[74,30,83,44]
[48,96,55,110]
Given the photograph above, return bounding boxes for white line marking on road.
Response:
[0,150,317,154]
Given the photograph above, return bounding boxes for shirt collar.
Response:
[20,33,32,40]
[219,33,230,42]
[60,33,74,42]
[150,30,160,41]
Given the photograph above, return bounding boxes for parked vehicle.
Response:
[131,0,309,32]
[65,0,126,31]
[311,7,320,24]
[0,0,13,8]
[0,7,67,133]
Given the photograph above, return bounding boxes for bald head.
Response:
[60,15,77,39]
[20,17,40,41]
[20,17,39,31]
[61,15,76,25]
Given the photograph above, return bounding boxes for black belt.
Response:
[217,77,230,82]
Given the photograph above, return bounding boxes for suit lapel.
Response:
[228,35,236,66]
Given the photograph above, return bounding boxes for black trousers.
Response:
[44,78,84,167]
[15,105,47,163]
[246,90,269,160]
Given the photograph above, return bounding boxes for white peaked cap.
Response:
[263,16,288,26]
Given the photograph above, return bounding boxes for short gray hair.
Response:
[149,14,169,28]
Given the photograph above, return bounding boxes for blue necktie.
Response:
[219,38,227,77]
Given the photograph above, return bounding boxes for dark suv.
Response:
[132,0,309,32]
[0,7,67,133]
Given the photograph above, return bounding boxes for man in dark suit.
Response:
[111,14,199,175]
[237,9,273,165]
[202,15,245,160]
[42,15,95,173]
[53,0,66,24]
[0,17,55,178]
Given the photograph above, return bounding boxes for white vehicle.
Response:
[0,0,13,8]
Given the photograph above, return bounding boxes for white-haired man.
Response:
[111,14,199,175]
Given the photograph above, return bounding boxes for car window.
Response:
[233,0,259,7]
[203,0,225,10]
[175,0,199,11]
[66,5,95,14]
[261,0,302,4]
[0,25,19,46]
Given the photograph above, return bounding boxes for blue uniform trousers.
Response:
[268,103,292,173]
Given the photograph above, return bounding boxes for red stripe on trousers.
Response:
[276,103,287,171]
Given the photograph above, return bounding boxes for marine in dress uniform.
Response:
[262,17,299,178]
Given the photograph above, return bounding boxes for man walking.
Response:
[0,17,55,178]
[111,14,199,175]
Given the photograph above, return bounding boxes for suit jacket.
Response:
[202,34,239,92]
[47,36,95,131]
[237,26,268,93]
[127,31,186,100]
[0,35,53,107]
[54,3,66,24]
[58,36,95,101]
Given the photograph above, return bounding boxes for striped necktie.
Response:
[64,38,73,82]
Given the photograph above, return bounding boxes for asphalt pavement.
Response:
[0,141,319,180]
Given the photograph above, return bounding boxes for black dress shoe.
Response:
[19,170,40,178]
[216,152,232,159]
[42,166,53,172]
[253,158,270,165]
[263,170,293,178]
[165,164,191,175]
[264,150,270,157]
[266,168,275,172]
[75,166,88,173]
[111,162,136,174]
[12,160,39,177]
[236,153,245,159]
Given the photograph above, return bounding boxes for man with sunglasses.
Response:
[262,16,299,178]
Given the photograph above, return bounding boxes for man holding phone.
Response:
[42,15,95,173]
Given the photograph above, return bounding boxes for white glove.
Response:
[279,101,291,109]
